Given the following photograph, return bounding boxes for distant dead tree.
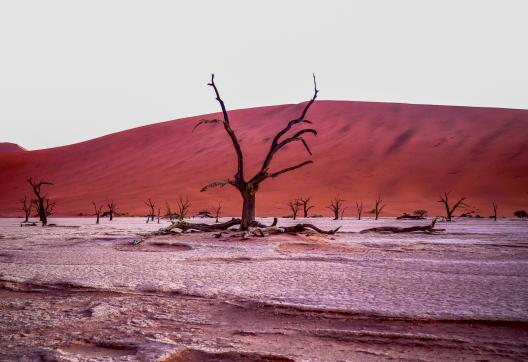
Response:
[438,192,467,221]
[371,194,385,220]
[176,196,191,221]
[287,199,302,220]
[514,210,527,218]
[355,201,363,220]
[20,195,32,223]
[27,178,54,226]
[157,208,161,224]
[196,74,318,230]
[491,202,498,221]
[327,195,345,221]
[145,198,155,222]
[340,206,347,220]
[107,201,116,221]
[165,201,175,222]
[298,197,315,218]
[212,201,222,223]
[92,202,103,224]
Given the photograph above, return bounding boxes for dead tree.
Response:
[372,194,385,220]
[327,195,345,220]
[20,195,32,223]
[165,201,175,222]
[340,207,347,220]
[196,74,318,230]
[27,178,54,226]
[492,202,498,221]
[145,198,155,222]
[176,196,191,221]
[212,201,222,223]
[438,192,467,221]
[361,218,444,234]
[157,208,161,224]
[298,197,315,218]
[355,201,363,220]
[287,199,302,220]
[107,201,116,221]
[92,202,103,224]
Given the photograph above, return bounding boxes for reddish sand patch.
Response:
[0,142,25,154]
[0,101,527,217]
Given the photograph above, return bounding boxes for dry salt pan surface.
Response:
[1,217,527,361]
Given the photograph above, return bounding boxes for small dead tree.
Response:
[157,208,161,224]
[355,201,363,220]
[298,197,315,218]
[176,196,191,221]
[165,201,175,222]
[340,206,347,220]
[287,199,302,220]
[372,194,385,220]
[438,192,467,221]
[27,178,54,226]
[107,201,116,221]
[92,202,103,224]
[327,195,345,221]
[145,198,155,222]
[20,195,32,223]
[492,202,498,221]
[212,201,222,223]
[196,74,319,230]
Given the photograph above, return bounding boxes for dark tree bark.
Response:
[92,202,103,224]
[327,195,345,220]
[298,197,315,218]
[20,195,32,223]
[373,194,385,220]
[360,218,444,234]
[27,178,54,226]
[340,207,347,220]
[355,201,363,220]
[107,201,116,221]
[196,74,319,231]
[157,208,161,224]
[492,202,498,221]
[288,199,301,220]
[145,198,155,222]
[438,192,467,221]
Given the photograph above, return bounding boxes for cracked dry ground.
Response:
[0,218,528,361]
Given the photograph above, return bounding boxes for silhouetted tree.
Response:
[92,202,103,224]
[27,178,54,226]
[165,201,175,222]
[145,198,155,222]
[298,196,315,218]
[372,194,385,220]
[514,210,527,218]
[438,192,467,221]
[327,195,345,220]
[197,74,319,230]
[20,195,32,223]
[176,196,191,221]
[340,206,347,220]
[491,202,498,221]
[212,201,222,223]
[413,209,428,218]
[157,208,161,224]
[288,199,302,220]
[107,201,116,221]
[355,201,363,220]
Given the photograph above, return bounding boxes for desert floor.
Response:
[0,217,527,361]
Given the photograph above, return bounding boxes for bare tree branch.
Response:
[268,160,313,178]
[200,179,235,192]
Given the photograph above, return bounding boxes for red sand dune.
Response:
[0,100,527,218]
[0,142,26,154]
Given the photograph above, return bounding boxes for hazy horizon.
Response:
[1,1,527,150]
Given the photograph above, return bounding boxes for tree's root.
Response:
[133,217,339,244]
[360,218,445,234]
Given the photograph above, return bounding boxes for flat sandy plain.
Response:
[0,217,527,361]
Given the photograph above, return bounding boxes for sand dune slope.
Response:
[0,100,527,217]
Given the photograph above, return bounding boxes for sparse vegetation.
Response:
[287,199,302,220]
[107,201,116,221]
[327,195,345,221]
[514,210,527,218]
[176,196,191,221]
[298,197,315,218]
[372,194,385,220]
[145,198,156,223]
[20,195,32,223]
[355,201,363,220]
[92,202,103,224]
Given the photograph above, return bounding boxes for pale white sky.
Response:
[0,1,527,150]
